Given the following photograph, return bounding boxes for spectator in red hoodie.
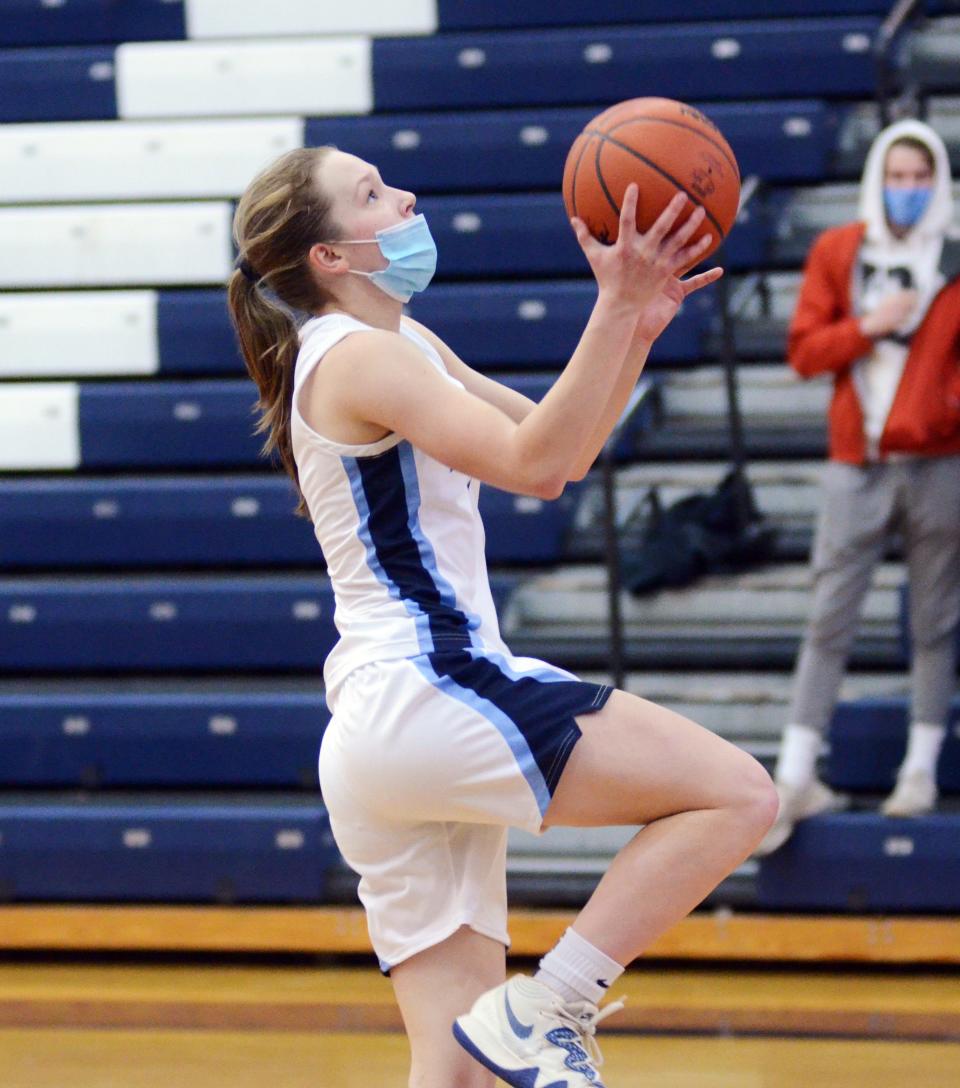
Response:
[757,119,960,855]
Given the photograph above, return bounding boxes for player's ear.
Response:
[309,242,350,277]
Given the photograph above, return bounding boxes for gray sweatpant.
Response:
[789,454,960,734]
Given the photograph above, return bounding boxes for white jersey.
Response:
[291,313,510,705]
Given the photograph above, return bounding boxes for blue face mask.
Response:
[332,214,437,302]
[883,186,933,229]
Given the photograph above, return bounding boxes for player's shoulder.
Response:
[323,323,422,370]
[400,315,465,373]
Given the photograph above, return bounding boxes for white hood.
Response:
[857,118,954,244]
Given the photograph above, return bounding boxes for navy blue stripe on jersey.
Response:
[342,442,477,654]
[416,650,612,815]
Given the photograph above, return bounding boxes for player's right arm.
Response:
[308,186,706,499]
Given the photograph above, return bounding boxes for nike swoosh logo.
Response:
[504,990,534,1039]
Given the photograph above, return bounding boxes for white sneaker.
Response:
[453,974,624,1087]
[881,769,938,817]
[752,778,850,857]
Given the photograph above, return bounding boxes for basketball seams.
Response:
[593,132,727,241]
[568,132,594,223]
[588,116,740,180]
[592,137,622,237]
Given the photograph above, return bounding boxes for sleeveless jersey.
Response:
[291,313,510,705]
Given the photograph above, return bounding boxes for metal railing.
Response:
[875,0,927,125]
[599,176,762,691]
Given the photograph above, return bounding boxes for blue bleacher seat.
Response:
[0,478,318,569]
[0,575,518,673]
[407,281,715,367]
[1,1,185,47]
[479,481,582,565]
[0,690,328,788]
[0,577,339,673]
[0,1,920,46]
[0,474,588,570]
[0,45,117,122]
[373,20,879,113]
[420,192,777,277]
[437,1,897,30]
[71,375,561,470]
[756,813,960,911]
[828,698,960,793]
[0,799,336,902]
[157,290,243,374]
[78,381,263,468]
[71,281,715,382]
[307,101,836,194]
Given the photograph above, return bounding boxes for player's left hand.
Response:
[631,204,723,343]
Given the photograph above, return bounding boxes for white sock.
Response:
[775,723,822,788]
[899,721,946,779]
[535,927,624,1007]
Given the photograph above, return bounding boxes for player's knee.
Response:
[729,755,779,838]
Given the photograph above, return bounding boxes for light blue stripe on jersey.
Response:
[341,454,435,655]
[396,444,483,636]
[481,650,576,687]
[413,654,551,817]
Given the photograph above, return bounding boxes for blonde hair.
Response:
[227,146,339,517]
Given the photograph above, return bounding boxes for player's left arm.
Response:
[401,316,536,424]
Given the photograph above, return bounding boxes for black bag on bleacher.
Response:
[621,469,778,596]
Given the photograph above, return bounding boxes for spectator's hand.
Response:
[860,289,919,338]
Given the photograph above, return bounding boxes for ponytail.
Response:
[227,146,339,517]
[227,270,306,514]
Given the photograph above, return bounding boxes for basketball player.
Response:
[228,146,778,1088]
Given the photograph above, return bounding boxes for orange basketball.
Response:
[562,97,740,263]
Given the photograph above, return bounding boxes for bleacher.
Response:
[2,0,960,932]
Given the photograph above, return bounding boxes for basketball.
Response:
[562,97,741,263]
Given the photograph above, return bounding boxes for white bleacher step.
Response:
[0,118,305,204]
[774,180,960,263]
[0,202,233,289]
[183,0,438,39]
[905,16,960,91]
[731,271,801,323]
[572,671,910,752]
[836,96,960,175]
[719,272,800,358]
[502,563,902,641]
[660,363,830,421]
[574,461,825,544]
[639,365,829,460]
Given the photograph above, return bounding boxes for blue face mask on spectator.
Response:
[883,187,933,229]
[331,214,438,302]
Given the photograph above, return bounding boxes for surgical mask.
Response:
[883,186,933,229]
[329,214,437,302]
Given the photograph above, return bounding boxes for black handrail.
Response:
[599,174,762,690]
[717,176,760,506]
[875,0,926,125]
[599,380,658,691]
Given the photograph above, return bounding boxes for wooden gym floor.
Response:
[0,960,957,1087]
[0,908,957,1085]
[2,1027,959,1088]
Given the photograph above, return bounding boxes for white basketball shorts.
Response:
[318,646,612,972]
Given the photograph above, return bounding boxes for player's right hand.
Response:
[569,184,714,310]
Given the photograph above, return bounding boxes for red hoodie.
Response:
[787,221,960,463]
